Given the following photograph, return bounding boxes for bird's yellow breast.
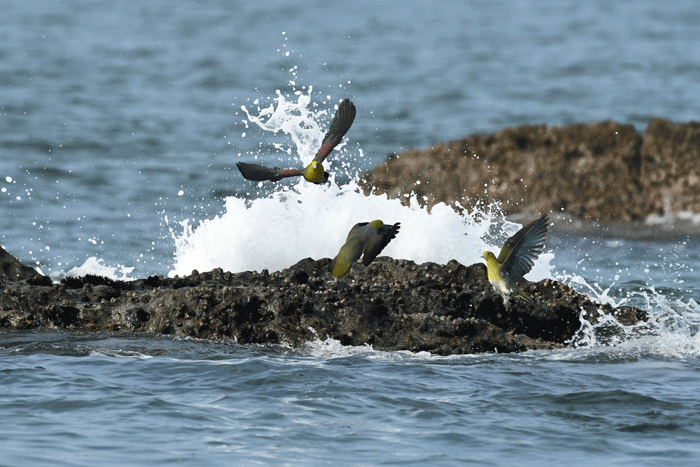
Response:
[303,161,325,183]
[482,251,503,282]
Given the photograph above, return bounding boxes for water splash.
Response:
[241,88,340,164]
[558,269,700,357]
[169,88,549,277]
[168,179,516,276]
[50,257,136,282]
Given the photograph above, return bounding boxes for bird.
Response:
[236,99,356,184]
[330,220,401,278]
[481,214,549,310]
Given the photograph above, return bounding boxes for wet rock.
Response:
[0,245,50,285]
[0,255,647,355]
[360,119,700,222]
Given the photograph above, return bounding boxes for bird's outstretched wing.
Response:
[499,214,549,282]
[236,161,304,182]
[362,222,401,266]
[313,99,356,163]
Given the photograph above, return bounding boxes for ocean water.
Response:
[2,0,700,465]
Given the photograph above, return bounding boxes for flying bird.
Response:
[236,99,356,184]
[481,214,550,310]
[330,220,401,278]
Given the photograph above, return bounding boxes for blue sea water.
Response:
[3,331,700,467]
[2,0,700,465]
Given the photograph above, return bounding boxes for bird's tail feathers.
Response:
[330,256,351,278]
[388,222,401,239]
[514,290,547,311]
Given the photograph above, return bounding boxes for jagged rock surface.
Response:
[0,251,646,355]
[0,246,51,285]
[360,118,700,222]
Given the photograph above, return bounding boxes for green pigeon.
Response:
[236,99,356,184]
[481,214,549,309]
[330,220,401,278]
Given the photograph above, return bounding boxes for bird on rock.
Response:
[330,220,401,278]
[481,214,550,310]
[236,99,356,184]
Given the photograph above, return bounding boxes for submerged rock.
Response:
[0,253,646,355]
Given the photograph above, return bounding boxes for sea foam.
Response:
[167,89,554,278]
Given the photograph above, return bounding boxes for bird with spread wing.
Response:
[482,214,550,309]
[236,99,356,184]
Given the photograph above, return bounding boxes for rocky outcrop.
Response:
[641,119,700,216]
[0,246,51,284]
[0,247,646,355]
[360,118,700,223]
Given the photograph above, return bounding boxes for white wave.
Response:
[50,256,136,282]
[88,349,154,359]
[560,279,700,358]
[302,332,439,361]
[644,192,700,226]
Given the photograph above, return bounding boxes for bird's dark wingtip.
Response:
[313,99,357,163]
[236,161,284,182]
[326,99,356,140]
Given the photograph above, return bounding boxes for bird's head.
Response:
[482,251,496,262]
[482,251,502,279]
[368,220,384,230]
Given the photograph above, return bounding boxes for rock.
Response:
[0,255,646,355]
[641,119,700,215]
[0,245,51,285]
[360,119,700,222]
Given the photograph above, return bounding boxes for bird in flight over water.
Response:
[236,99,356,184]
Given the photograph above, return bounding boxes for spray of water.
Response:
[168,88,556,278]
